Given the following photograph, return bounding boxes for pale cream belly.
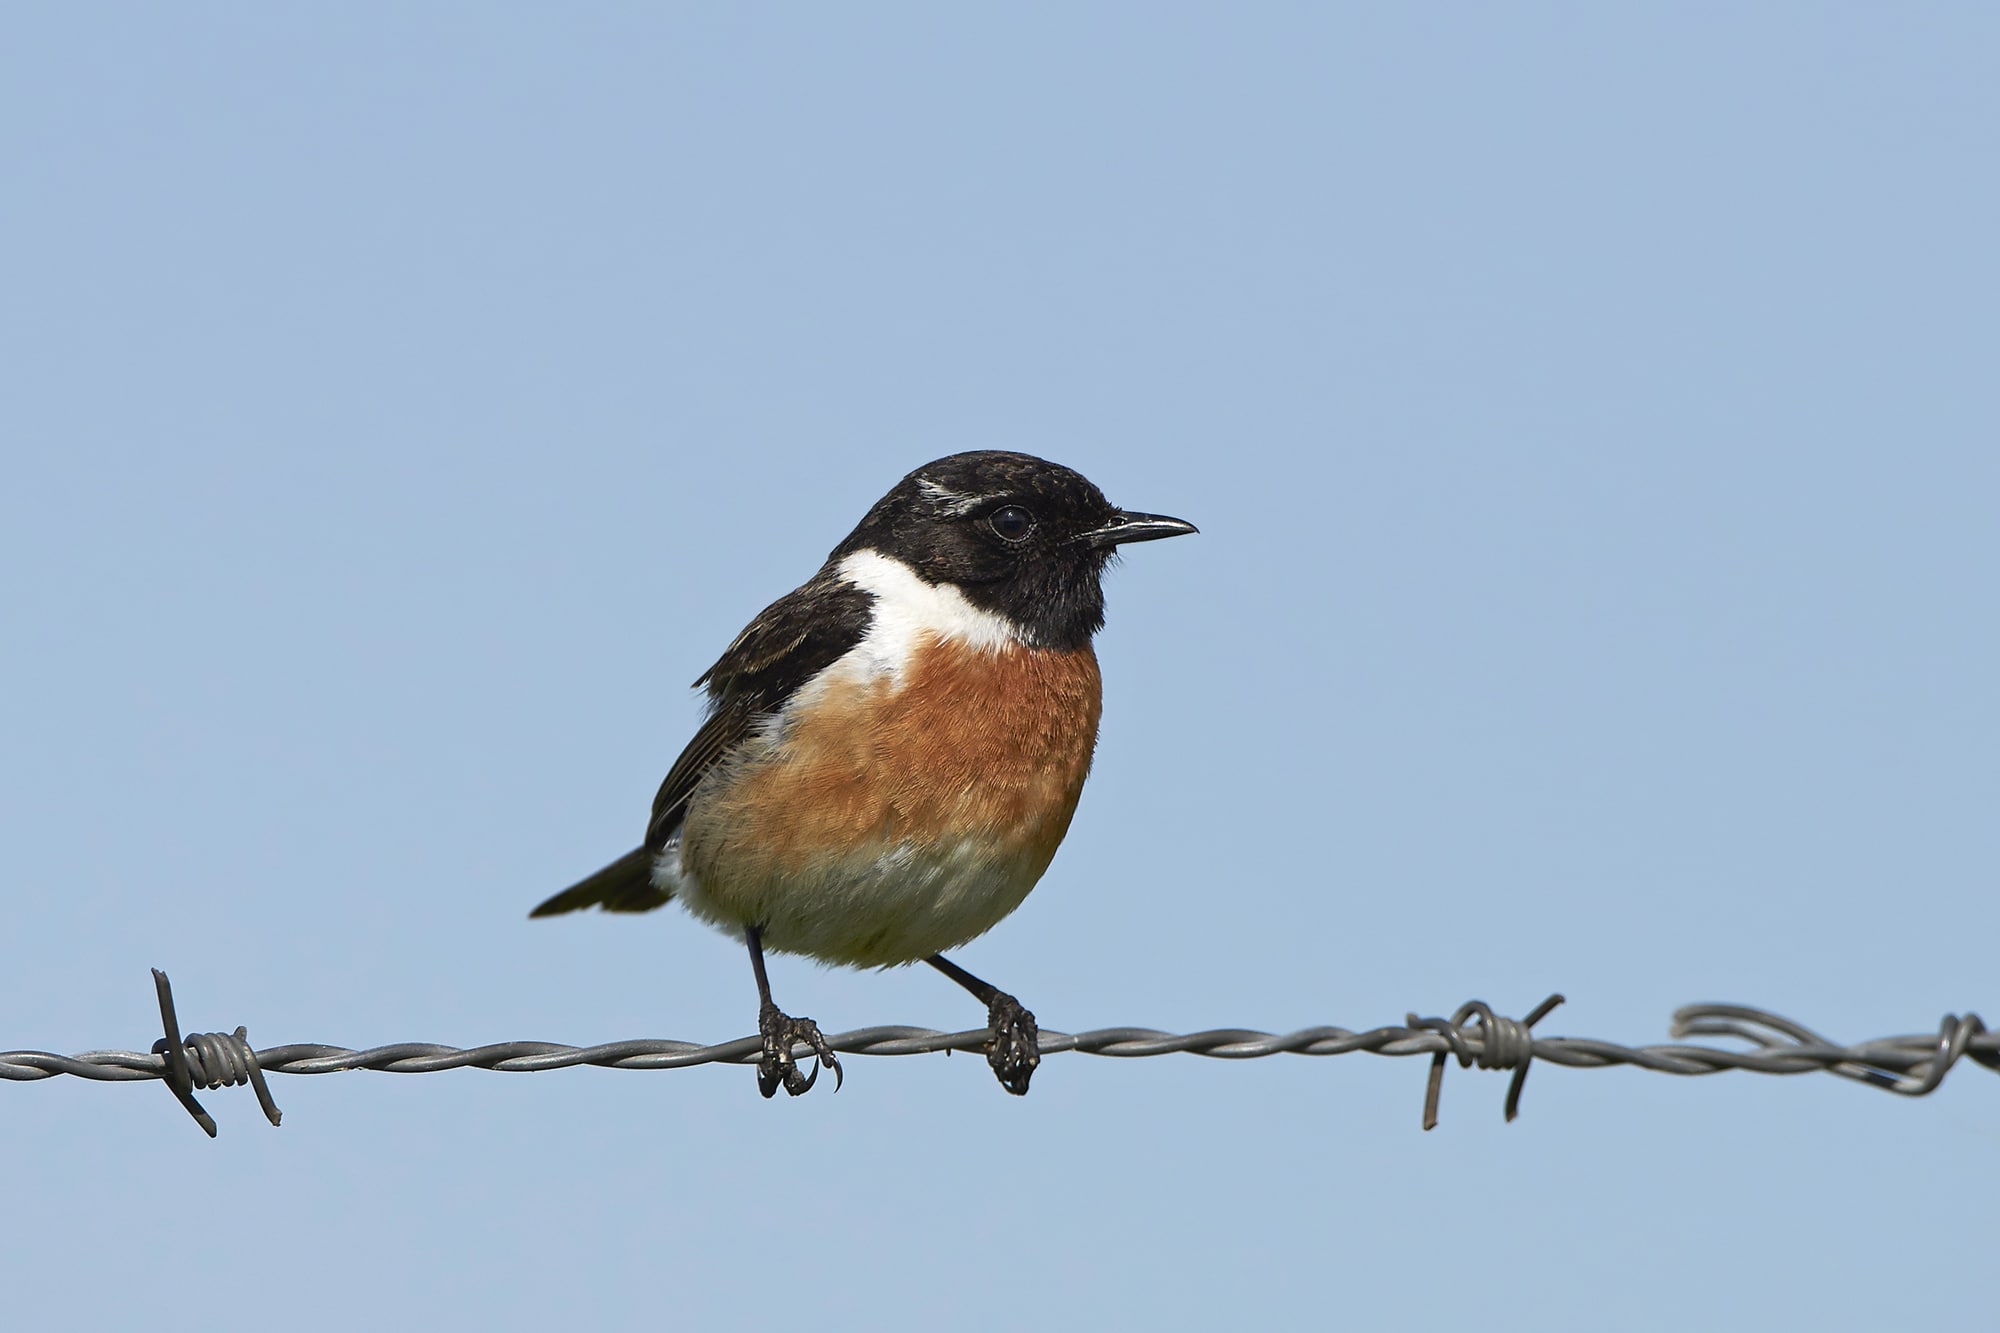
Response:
[659,833,1048,967]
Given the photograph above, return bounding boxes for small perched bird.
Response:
[532,450,1195,1096]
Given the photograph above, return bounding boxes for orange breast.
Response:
[680,636,1103,916]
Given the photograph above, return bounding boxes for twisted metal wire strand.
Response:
[2,971,1992,1136]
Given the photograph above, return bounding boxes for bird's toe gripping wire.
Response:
[756,1003,843,1098]
[983,992,1040,1096]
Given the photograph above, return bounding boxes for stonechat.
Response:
[532,450,1195,1096]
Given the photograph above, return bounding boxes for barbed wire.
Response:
[1,970,1992,1136]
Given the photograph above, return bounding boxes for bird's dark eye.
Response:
[989,505,1035,543]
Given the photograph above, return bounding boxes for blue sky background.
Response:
[3,8,1995,1330]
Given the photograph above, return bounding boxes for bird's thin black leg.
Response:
[747,924,840,1097]
[927,954,1039,1095]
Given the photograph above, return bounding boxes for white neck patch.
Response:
[835,550,1027,680]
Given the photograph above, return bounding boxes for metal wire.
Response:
[2,971,1992,1137]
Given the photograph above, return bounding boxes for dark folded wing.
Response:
[645,570,876,851]
[641,706,749,850]
[532,570,873,918]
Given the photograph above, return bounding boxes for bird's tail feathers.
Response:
[529,847,671,917]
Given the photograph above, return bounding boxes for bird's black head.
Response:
[830,450,1197,649]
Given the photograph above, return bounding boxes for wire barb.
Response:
[148,969,282,1137]
[0,971,1991,1137]
[1410,994,1565,1130]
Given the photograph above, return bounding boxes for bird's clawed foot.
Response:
[985,991,1040,1096]
[757,1002,842,1098]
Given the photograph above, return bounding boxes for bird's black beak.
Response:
[1085,510,1200,549]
